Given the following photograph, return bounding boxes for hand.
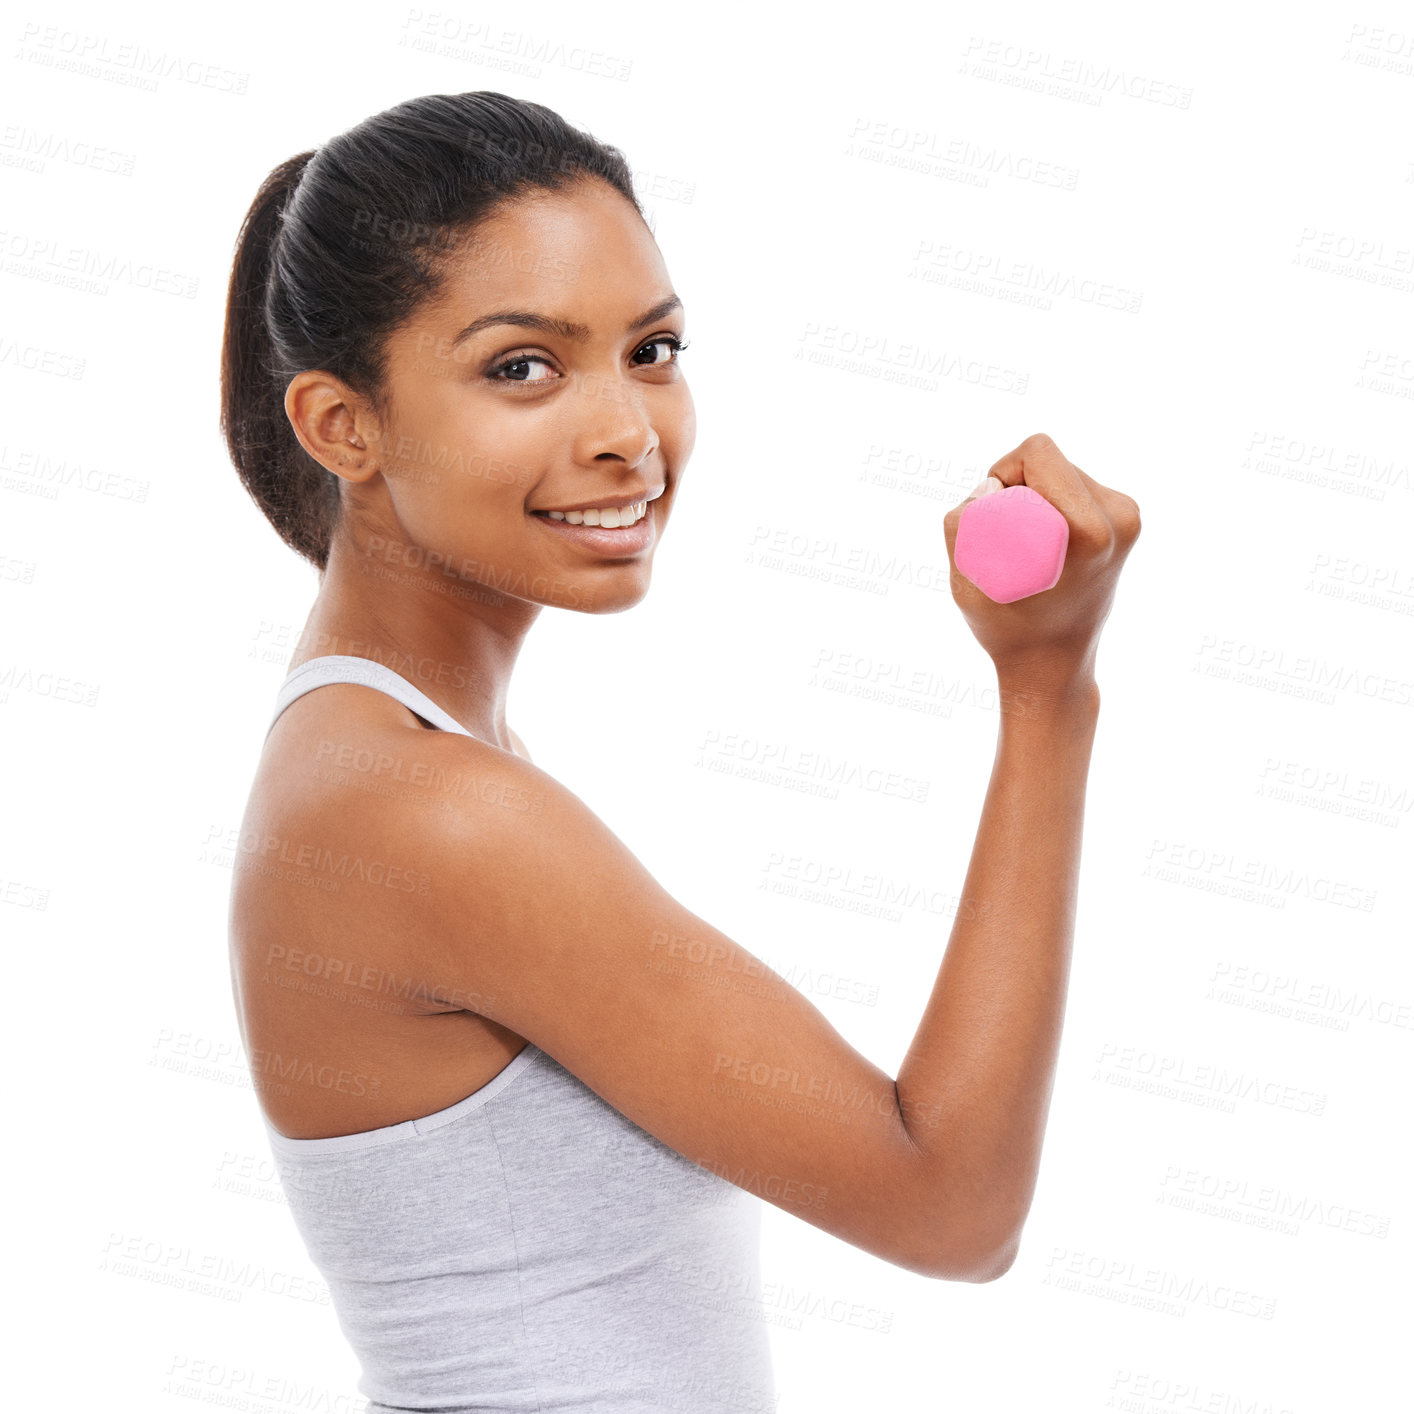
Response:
[943,433,1142,697]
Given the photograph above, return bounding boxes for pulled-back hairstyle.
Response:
[220,91,642,572]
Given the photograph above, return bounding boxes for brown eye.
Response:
[632,336,689,366]
[489,353,558,382]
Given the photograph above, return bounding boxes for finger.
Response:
[1069,466,1141,540]
[995,433,1135,533]
[987,432,1103,532]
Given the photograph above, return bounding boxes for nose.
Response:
[569,369,659,470]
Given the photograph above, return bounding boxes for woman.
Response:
[222,90,1140,1413]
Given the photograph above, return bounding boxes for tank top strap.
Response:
[266,654,477,741]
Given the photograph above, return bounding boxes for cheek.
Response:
[411,393,539,503]
[459,392,575,493]
[664,384,696,461]
[379,401,532,544]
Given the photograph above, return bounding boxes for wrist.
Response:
[996,671,1100,724]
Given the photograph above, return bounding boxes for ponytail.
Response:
[220,150,342,573]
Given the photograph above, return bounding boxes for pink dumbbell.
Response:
[954,479,1069,603]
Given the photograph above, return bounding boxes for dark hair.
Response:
[220,91,642,572]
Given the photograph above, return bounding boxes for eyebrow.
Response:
[451,294,683,348]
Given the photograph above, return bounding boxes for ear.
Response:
[284,370,382,486]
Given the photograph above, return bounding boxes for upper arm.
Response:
[335,732,1010,1281]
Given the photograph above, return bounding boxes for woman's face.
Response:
[357,179,694,616]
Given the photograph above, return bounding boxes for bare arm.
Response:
[895,679,1101,1277]
[896,429,1140,1270]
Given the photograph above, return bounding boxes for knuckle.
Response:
[1114,492,1142,537]
[1020,431,1055,454]
[1069,513,1113,553]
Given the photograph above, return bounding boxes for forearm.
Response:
[895,675,1101,1270]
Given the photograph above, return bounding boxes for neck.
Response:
[286,529,544,748]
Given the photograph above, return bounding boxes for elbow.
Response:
[960,1235,1020,1283]
[916,1226,1021,1284]
[892,1135,1026,1281]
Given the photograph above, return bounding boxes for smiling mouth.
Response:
[529,483,666,525]
[531,500,648,529]
[529,498,659,556]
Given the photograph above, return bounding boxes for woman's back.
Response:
[232,654,533,1141]
[232,656,777,1413]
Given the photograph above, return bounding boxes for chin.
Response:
[577,564,653,616]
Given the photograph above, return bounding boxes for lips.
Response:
[530,486,667,515]
[529,499,658,558]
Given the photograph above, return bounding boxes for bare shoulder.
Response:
[231,687,531,994]
[508,725,532,763]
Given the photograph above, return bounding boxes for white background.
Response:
[4,2,1410,1410]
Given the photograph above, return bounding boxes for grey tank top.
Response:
[258,656,777,1413]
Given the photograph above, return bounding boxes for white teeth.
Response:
[546,500,648,527]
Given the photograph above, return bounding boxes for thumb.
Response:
[965,475,1005,503]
